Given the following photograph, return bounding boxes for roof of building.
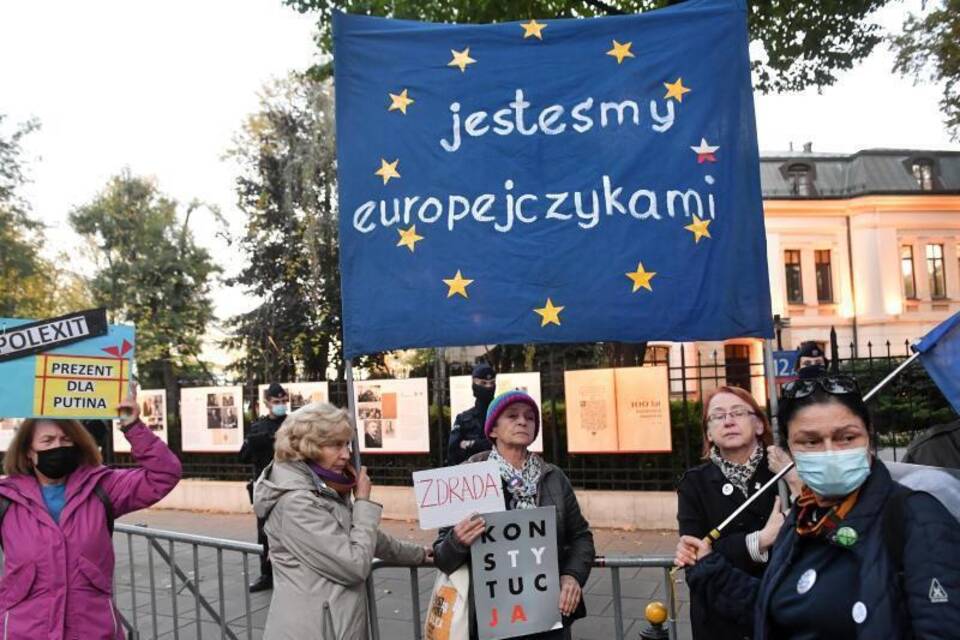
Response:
[759,148,960,198]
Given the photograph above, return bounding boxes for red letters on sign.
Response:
[510,605,528,623]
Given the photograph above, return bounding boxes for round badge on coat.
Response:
[722,483,734,496]
[835,526,858,547]
[852,601,868,624]
[796,569,817,595]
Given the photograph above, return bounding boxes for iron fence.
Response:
[107,340,952,492]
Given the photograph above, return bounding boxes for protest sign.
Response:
[181,386,244,452]
[450,372,543,452]
[0,315,135,420]
[413,460,505,529]
[334,0,773,359]
[112,389,167,454]
[353,377,429,453]
[470,506,562,639]
[0,308,108,363]
[256,381,329,416]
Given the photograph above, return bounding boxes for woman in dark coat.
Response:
[677,376,960,639]
[433,391,595,640]
[676,385,800,640]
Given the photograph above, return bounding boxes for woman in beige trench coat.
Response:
[254,402,430,640]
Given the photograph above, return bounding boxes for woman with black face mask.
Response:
[0,397,182,639]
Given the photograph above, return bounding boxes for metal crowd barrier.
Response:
[368,555,679,640]
[113,522,263,640]
[94,524,677,640]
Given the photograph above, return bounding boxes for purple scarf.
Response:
[307,461,357,497]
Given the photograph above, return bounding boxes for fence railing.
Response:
[107,339,952,492]
[109,523,679,640]
[113,522,263,640]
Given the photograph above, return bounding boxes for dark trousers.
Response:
[256,516,272,578]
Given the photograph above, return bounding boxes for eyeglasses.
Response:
[706,408,756,425]
[780,375,860,400]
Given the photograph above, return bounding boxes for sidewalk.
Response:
[116,509,692,640]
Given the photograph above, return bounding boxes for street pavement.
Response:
[114,509,692,640]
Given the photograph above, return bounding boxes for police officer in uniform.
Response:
[795,341,828,379]
[447,364,496,465]
[240,382,288,592]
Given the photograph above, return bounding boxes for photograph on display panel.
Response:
[112,389,168,454]
[449,372,544,453]
[257,382,330,416]
[0,418,21,452]
[181,386,245,451]
[353,378,429,453]
[565,366,672,453]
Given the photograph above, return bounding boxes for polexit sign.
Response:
[0,309,108,363]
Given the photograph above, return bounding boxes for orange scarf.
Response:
[795,486,861,539]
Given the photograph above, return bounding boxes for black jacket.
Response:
[904,419,960,468]
[687,461,960,639]
[447,403,493,465]
[433,451,595,640]
[239,414,285,480]
[677,455,777,640]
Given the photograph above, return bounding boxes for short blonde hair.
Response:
[3,418,102,476]
[274,402,353,462]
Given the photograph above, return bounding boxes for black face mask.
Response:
[473,383,495,405]
[34,446,82,480]
[797,363,828,380]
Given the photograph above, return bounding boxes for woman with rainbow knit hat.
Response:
[432,390,596,640]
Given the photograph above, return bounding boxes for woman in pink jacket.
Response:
[0,397,182,639]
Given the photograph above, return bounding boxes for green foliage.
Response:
[225,73,386,384]
[285,0,889,94]
[0,115,93,318]
[68,171,220,393]
[891,0,960,140]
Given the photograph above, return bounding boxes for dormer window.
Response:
[787,163,814,196]
[911,158,934,191]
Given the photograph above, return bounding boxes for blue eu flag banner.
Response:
[913,311,960,414]
[333,0,773,359]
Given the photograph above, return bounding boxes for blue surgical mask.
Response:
[271,404,288,418]
[793,447,871,497]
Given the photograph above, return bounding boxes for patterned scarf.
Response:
[488,447,543,510]
[795,486,861,539]
[710,444,763,497]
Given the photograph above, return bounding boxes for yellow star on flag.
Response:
[684,215,712,243]
[606,40,635,64]
[534,298,564,327]
[626,262,656,292]
[663,77,691,102]
[375,158,400,185]
[396,225,423,252]
[448,48,476,72]
[388,89,414,114]
[443,270,474,298]
[520,19,547,40]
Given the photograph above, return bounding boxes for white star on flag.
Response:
[691,138,719,163]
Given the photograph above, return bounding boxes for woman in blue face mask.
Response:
[676,376,960,639]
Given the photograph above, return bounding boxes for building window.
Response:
[815,250,833,303]
[927,244,946,299]
[644,345,670,366]
[901,245,917,299]
[785,250,803,304]
[787,163,813,196]
[724,344,751,391]
[912,159,934,191]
